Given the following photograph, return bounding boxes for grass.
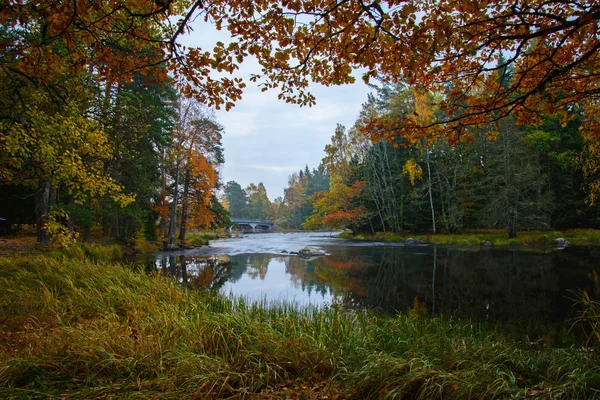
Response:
[132,238,160,254]
[186,231,229,247]
[0,250,599,398]
[341,228,600,247]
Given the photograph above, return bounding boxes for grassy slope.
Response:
[0,248,599,399]
[341,228,600,247]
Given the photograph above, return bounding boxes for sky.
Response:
[180,19,373,200]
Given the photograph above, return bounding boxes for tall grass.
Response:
[0,252,598,398]
[573,289,600,347]
[186,231,227,247]
[342,229,600,246]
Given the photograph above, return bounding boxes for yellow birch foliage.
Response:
[0,92,133,206]
[402,159,423,185]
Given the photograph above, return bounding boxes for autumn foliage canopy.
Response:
[2,0,598,131]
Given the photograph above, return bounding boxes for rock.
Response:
[480,241,493,247]
[296,247,326,258]
[405,238,422,245]
[281,250,288,253]
[554,237,570,248]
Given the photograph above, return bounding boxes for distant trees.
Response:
[223,181,274,221]
[303,177,370,233]
[275,166,330,229]
[246,183,271,220]
[305,79,600,237]
[224,181,249,219]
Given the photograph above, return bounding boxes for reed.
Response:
[0,252,598,398]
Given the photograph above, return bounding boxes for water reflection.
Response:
[141,245,600,325]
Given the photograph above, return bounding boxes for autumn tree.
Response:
[283,172,308,229]
[246,182,271,220]
[0,91,132,244]
[166,97,223,247]
[303,175,370,234]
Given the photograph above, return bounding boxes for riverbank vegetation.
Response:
[339,229,600,247]
[1,250,599,399]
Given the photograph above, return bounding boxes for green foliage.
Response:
[224,181,249,218]
[246,182,271,220]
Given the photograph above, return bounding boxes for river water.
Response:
[135,232,600,327]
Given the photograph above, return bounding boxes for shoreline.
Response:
[337,229,600,247]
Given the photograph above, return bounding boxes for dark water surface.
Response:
[135,232,600,325]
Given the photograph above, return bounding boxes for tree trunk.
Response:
[35,179,50,245]
[67,199,76,238]
[169,164,180,248]
[425,148,436,233]
[437,173,449,233]
[508,223,517,238]
[179,167,191,244]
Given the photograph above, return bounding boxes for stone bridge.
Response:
[227,218,277,233]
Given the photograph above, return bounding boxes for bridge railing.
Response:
[230,218,273,224]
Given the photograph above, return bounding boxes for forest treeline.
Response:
[2,1,600,243]
[223,165,329,229]
[302,78,600,237]
[225,64,600,237]
[0,70,231,246]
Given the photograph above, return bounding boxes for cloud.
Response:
[246,164,300,174]
[180,18,374,200]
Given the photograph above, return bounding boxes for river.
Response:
[135,232,600,329]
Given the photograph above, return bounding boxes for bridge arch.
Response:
[227,218,277,233]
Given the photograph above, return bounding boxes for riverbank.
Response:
[1,248,598,398]
[131,231,230,254]
[0,230,229,257]
[339,228,600,247]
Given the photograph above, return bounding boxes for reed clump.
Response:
[186,231,228,247]
[0,251,598,398]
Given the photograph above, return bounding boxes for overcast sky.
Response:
[181,20,373,200]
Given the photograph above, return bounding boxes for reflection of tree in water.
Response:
[149,254,232,291]
[283,256,332,299]
[144,246,600,325]
[227,254,276,282]
[339,246,599,324]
